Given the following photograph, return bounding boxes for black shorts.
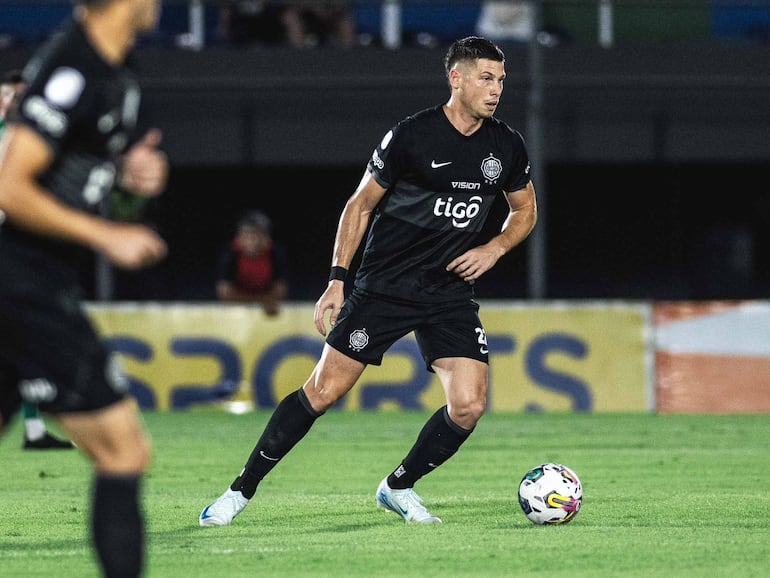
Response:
[0,250,128,425]
[326,288,489,371]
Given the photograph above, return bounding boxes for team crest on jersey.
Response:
[349,328,370,352]
[481,153,502,184]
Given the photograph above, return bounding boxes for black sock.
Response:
[232,389,323,499]
[387,406,472,490]
[92,474,144,578]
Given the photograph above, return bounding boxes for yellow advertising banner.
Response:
[87,302,651,413]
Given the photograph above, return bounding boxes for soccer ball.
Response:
[517,462,582,525]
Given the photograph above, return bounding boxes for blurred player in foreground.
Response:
[200,35,537,527]
[0,1,167,576]
[1,68,75,451]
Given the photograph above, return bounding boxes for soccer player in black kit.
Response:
[200,35,537,527]
[1,68,75,450]
[0,1,167,576]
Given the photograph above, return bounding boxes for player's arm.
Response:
[0,125,166,269]
[313,170,387,336]
[446,180,537,283]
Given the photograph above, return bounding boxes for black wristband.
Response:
[329,266,347,282]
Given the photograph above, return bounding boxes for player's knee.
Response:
[303,370,353,411]
[464,401,486,426]
[449,397,486,428]
[93,432,152,475]
[303,384,342,413]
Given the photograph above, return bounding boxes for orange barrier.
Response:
[655,301,770,414]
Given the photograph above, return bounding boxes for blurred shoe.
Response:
[23,433,76,450]
[376,477,442,524]
[199,488,250,527]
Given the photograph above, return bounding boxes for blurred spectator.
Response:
[218,0,354,48]
[217,1,287,46]
[475,1,572,47]
[216,210,288,316]
[283,1,355,48]
[476,1,534,44]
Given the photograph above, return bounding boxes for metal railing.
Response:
[3,1,767,51]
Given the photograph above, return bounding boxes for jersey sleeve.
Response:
[16,64,92,155]
[366,119,410,190]
[502,129,531,193]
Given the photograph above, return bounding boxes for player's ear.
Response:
[448,66,463,89]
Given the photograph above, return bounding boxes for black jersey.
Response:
[2,18,142,275]
[356,105,530,303]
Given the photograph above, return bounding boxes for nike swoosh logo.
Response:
[259,450,279,461]
[200,506,213,520]
[431,160,452,168]
[381,492,409,516]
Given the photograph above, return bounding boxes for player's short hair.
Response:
[444,36,505,76]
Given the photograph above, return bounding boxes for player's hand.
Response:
[446,246,501,283]
[313,281,345,337]
[99,222,168,270]
[120,129,168,197]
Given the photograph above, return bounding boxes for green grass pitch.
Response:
[1,410,768,577]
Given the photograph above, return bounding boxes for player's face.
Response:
[132,0,162,33]
[460,58,505,120]
[238,226,270,256]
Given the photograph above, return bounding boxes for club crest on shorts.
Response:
[348,328,369,352]
[106,354,130,394]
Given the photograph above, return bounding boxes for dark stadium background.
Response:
[106,161,769,303]
[4,1,770,303]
